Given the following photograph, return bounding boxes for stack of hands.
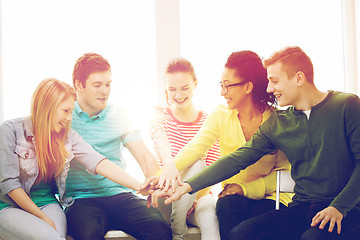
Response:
[137,173,246,209]
[137,175,192,208]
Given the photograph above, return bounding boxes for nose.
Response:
[100,85,110,95]
[66,114,72,121]
[266,82,274,93]
[220,87,226,96]
[175,90,182,99]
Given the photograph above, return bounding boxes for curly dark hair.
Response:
[225,51,276,112]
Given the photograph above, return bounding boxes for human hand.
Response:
[149,189,172,208]
[159,160,182,193]
[218,183,244,199]
[187,200,198,218]
[149,182,193,207]
[164,183,192,205]
[311,206,343,234]
[137,176,160,195]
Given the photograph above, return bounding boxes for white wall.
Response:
[179,0,348,113]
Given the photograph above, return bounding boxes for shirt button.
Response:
[25,152,29,158]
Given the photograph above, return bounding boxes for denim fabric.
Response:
[0,117,105,208]
[0,203,66,240]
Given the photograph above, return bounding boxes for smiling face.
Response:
[76,70,112,117]
[220,67,249,110]
[52,96,75,133]
[165,72,197,109]
[266,61,299,107]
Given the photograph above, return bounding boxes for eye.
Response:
[182,87,189,91]
[270,79,277,85]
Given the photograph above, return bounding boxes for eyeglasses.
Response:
[219,81,247,93]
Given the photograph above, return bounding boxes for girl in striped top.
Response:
[150,58,221,240]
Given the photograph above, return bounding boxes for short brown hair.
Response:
[72,53,111,88]
[263,46,314,83]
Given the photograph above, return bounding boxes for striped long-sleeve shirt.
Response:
[150,105,221,167]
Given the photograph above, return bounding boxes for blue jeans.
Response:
[0,203,66,240]
[65,192,172,240]
[230,202,360,240]
[216,195,283,240]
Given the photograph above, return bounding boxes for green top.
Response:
[0,181,58,210]
[30,181,58,207]
[187,91,360,217]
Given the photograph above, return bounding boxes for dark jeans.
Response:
[65,192,172,240]
[230,202,360,240]
[216,195,284,240]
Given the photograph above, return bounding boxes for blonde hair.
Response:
[31,78,77,183]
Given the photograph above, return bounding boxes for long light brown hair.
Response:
[31,78,77,183]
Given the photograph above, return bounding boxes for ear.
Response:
[194,78,198,88]
[295,71,306,86]
[74,80,83,91]
[245,81,254,94]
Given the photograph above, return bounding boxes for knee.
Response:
[300,227,329,240]
[197,195,216,209]
[27,228,63,240]
[229,228,243,240]
[229,220,257,240]
[216,195,238,216]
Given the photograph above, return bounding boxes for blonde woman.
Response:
[0,79,151,240]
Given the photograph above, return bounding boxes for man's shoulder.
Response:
[330,91,359,103]
[272,107,293,117]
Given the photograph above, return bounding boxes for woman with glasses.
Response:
[150,58,221,240]
[0,79,152,240]
[144,51,292,240]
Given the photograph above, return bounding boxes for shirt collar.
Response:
[23,116,34,138]
[74,101,108,120]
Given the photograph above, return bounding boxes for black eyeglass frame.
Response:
[219,81,247,93]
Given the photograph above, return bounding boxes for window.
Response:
[1,0,156,125]
[179,0,345,112]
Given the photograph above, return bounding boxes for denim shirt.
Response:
[0,117,105,208]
